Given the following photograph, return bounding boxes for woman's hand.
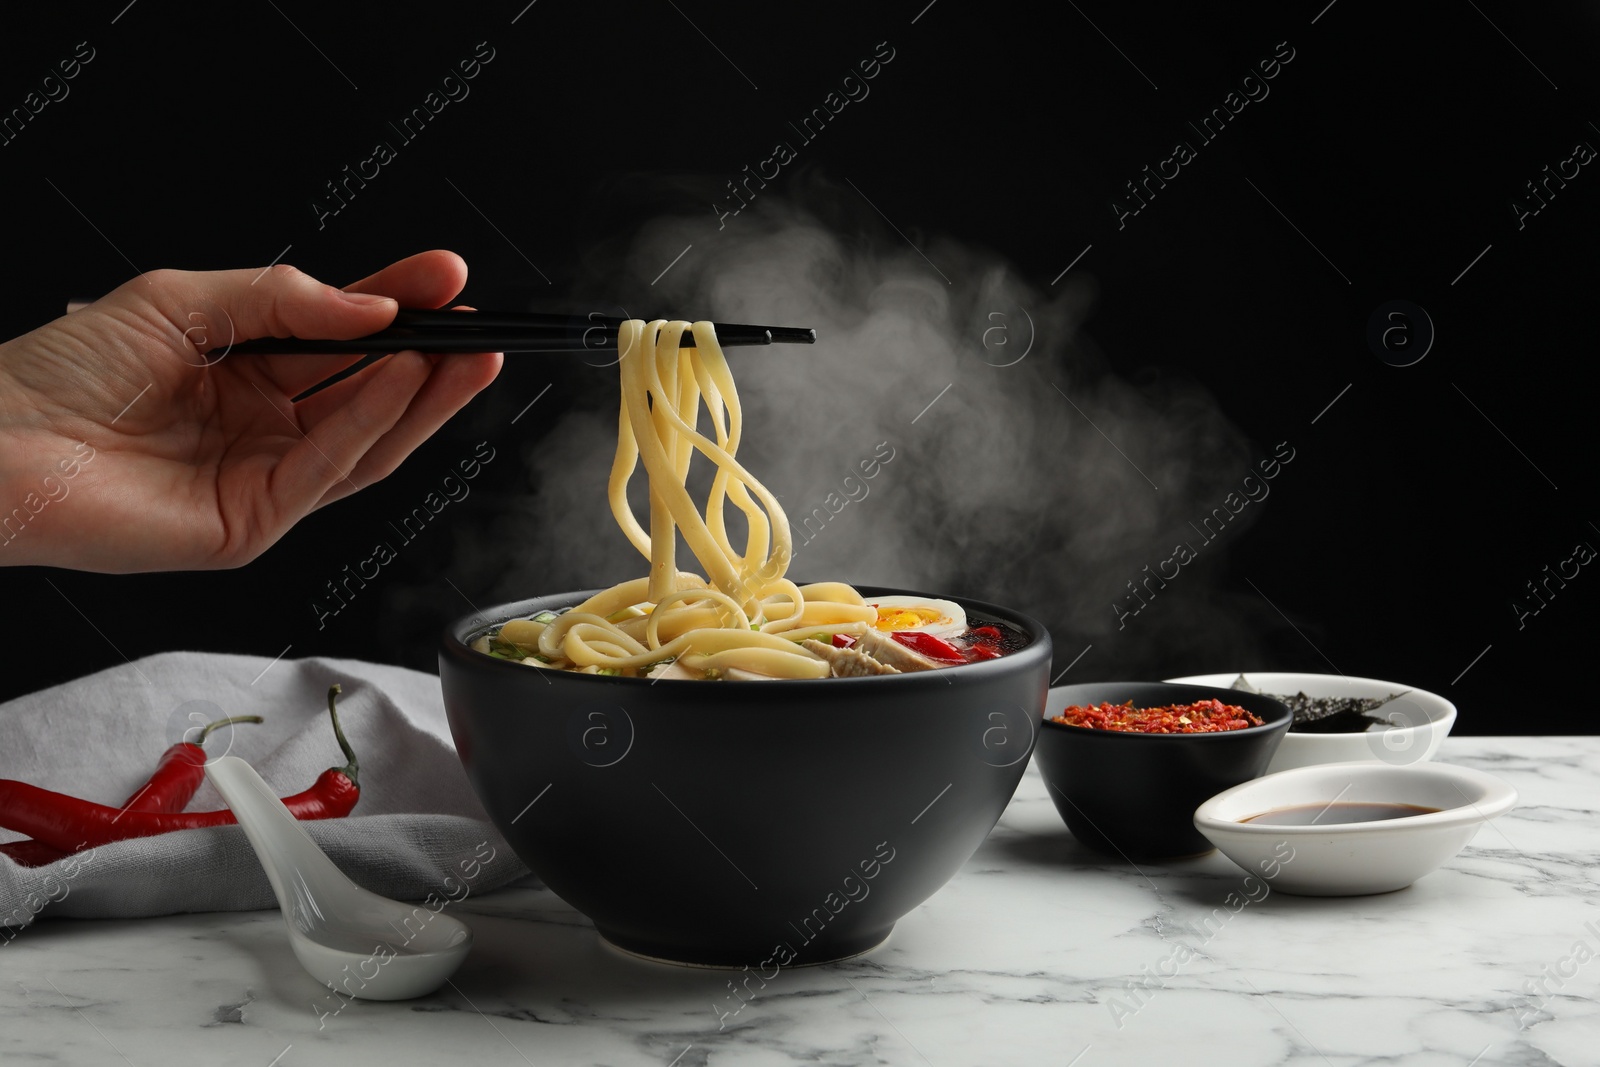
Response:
[0,250,502,572]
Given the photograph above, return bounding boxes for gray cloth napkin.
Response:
[0,652,531,931]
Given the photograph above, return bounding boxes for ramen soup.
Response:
[474,601,1032,679]
[470,319,1031,680]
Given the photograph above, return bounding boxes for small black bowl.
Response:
[439,586,1051,966]
[1034,682,1292,859]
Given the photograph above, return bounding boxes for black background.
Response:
[1,1,1593,733]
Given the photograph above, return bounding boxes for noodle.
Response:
[507,319,874,679]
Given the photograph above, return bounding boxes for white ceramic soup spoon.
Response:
[205,755,472,1000]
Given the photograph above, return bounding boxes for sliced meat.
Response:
[801,639,903,677]
[851,629,946,672]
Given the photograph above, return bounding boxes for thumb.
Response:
[110,264,398,351]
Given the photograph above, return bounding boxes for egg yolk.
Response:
[874,607,942,631]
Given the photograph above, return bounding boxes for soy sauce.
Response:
[1241,802,1441,826]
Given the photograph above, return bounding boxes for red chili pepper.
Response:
[0,714,262,868]
[832,633,858,649]
[955,625,1008,663]
[120,714,264,813]
[890,631,966,662]
[0,687,358,854]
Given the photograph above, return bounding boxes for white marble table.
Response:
[4,737,1596,1066]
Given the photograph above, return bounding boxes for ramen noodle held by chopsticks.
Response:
[471,320,1016,679]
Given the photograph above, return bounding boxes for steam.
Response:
[445,179,1274,675]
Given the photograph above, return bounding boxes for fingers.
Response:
[304,348,504,509]
[343,249,467,307]
[119,263,398,354]
[268,350,436,518]
[295,300,501,505]
[253,249,471,398]
[272,290,501,514]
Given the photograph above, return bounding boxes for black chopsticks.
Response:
[220,309,817,355]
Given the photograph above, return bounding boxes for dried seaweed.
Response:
[1229,675,1408,733]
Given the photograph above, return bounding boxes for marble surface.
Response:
[4,736,1597,1066]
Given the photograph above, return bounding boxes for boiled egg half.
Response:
[865,596,967,640]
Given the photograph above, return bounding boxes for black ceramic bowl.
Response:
[1035,682,1292,859]
[439,586,1051,966]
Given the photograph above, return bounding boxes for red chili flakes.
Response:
[1052,698,1263,734]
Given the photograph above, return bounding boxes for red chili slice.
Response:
[891,631,966,662]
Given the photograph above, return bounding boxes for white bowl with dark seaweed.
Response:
[1163,673,1455,774]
